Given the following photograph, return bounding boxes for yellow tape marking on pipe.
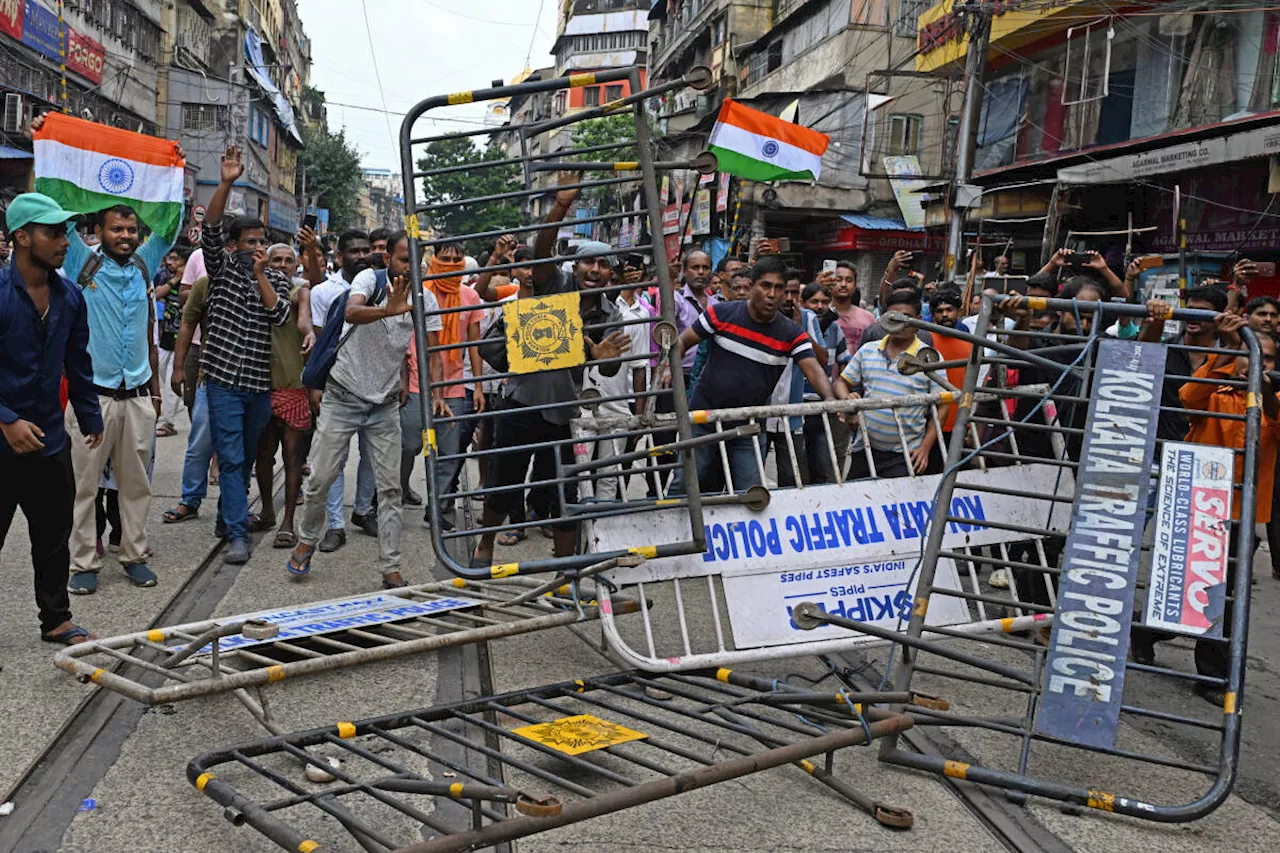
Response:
[912,597,929,618]
[146,629,165,643]
[491,563,519,579]
[1000,616,1016,632]
[1026,296,1048,310]
[1087,791,1115,812]
[195,772,214,791]
[1247,392,1260,410]
[656,498,680,506]
[1224,691,1237,714]
[447,91,474,105]
[405,214,420,238]
[574,679,586,693]
[960,392,974,409]
[798,759,816,774]
[299,841,320,853]
[91,668,105,683]
[629,545,658,559]
[943,760,969,780]
[715,668,732,683]
[423,429,437,454]
[267,664,286,682]
[336,721,356,739]
[449,782,464,797]
[613,161,640,171]
[568,72,597,87]
[602,99,627,112]
[691,409,709,424]
[939,391,956,405]
[453,578,467,588]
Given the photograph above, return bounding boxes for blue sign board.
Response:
[21,1,62,62]
[1034,338,1167,749]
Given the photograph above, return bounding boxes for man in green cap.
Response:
[0,192,102,644]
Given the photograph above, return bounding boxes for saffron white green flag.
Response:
[33,112,186,240]
[708,99,830,183]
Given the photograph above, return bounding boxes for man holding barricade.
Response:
[670,256,835,494]
[469,178,631,569]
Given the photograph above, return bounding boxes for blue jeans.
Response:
[180,383,213,509]
[206,381,272,543]
[669,421,763,495]
[325,431,375,529]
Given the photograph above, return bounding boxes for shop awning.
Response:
[649,1,668,21]
[0,146,33,159]
[810,213,943,252]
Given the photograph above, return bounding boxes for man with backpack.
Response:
[288,231,442,588]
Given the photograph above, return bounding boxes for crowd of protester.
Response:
[1,141,1277,714]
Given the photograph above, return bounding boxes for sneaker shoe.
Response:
[352,511,378,537]
[123,562,158,587]
[319,528,347,553]
[223,538,251,565]
[68,571,98,595]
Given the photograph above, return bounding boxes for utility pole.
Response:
[945,2,992,283]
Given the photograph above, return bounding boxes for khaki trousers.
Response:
[67,395,157,571]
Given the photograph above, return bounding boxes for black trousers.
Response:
[0,445,76,634]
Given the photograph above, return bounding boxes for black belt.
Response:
[95,384,151,400]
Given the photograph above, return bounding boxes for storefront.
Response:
[807,213,945,288]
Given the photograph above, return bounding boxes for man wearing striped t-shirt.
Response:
[670,256,835,493]
[837,289,937,480]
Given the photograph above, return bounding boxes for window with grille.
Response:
[584,86,601,107]
[181,104,228,133]
[605,84,623,102]
[895,0,929,38]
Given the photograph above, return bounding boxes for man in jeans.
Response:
[288,232,441,586]
[200,146,292,564]
[1,193,102,643]
[671,256,834,494]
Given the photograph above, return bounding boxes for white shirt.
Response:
[310,271,353,330]
[583,293,653,415]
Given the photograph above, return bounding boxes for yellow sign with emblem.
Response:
[510,714,647,755]
[504,290,585,374]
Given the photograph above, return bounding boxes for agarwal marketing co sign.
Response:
[916,0,1097,73]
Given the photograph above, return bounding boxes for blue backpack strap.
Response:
[372,268,388,305]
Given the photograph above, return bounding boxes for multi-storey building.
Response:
[357,166,403,232]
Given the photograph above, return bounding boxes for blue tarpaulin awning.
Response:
[0,146,33,159]
[839,213,922,232]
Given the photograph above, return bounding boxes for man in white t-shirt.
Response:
[289,232,441,587]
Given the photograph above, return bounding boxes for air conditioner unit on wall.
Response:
[3,93,24,134]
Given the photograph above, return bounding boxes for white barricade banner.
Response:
[590,462,1073,585]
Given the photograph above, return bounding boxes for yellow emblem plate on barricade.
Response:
[504,291,584,373]
[510,714,647,755]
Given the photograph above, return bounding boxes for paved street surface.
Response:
[3,420,1280,852]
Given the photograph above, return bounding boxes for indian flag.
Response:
[33,112,185,241]
[708,99,829,183]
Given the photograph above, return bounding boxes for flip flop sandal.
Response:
[287,549,314,578]
[155,424,178,437]
[497,530,527,547]
[42,625,92,645]
[273,529,298,549]
[381,574,409,589]
[162,504,198,523]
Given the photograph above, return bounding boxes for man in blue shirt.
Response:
[0,193,102,644]
[61,201,176,595]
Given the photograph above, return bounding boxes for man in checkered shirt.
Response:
[199,145,292,565]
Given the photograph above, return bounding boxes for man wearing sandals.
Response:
[0,193,102,644]
[287,232,442,587]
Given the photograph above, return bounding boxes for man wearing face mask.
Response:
[199,145,293,565]
[368,228,390,271]
[308,227,379,548]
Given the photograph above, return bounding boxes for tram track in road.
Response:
[0,469,285,853]
[825,652,1075,853]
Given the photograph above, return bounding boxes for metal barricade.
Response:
[581,381,1074,672]
[791,295,1260,822]
[187,669,923,852]
[55,578,637,735]
[398,67,729,582]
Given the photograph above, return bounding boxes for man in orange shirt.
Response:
[1179,312,1280,705]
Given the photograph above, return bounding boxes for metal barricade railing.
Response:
[579,380,1074,672]
[187,670,921,852]
[791,295,1260,822]
[398,66,726,582]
